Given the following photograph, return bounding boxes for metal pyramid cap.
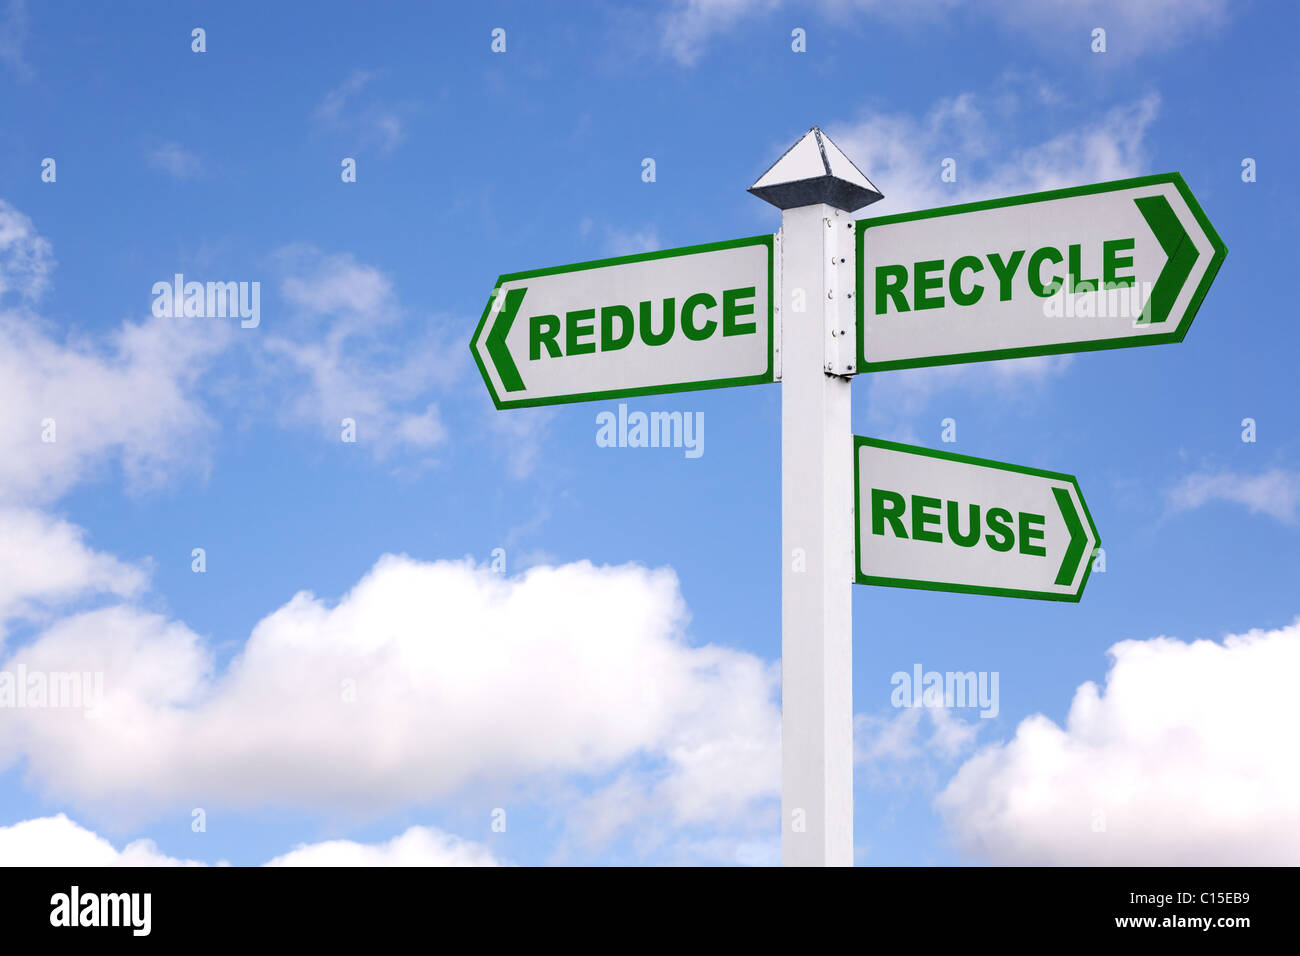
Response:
[749,126,884,212]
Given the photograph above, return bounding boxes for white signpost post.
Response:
[472,126,1225,867]
[754,129,883,869]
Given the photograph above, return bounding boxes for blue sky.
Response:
[0,0,1297,866]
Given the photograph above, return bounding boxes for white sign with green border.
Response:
[471,236,773,409]
[856,173,1227,371]
[855,436,1100,602]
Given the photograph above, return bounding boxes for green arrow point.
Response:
[1052,486,1087,587]
[1134,193,1199,325]
[487,287,527,393]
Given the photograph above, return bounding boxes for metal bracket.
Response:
[772,229,783,382]
[823,210,857,377]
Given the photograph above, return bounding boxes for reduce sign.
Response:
[856,172,1226,371]
[471,235,773,408]
[854,436,1100,601]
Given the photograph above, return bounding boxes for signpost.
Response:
[471,236,773,408]
[856,173,1227,370]
[854,437,1100,602]
[471,126,1225,867]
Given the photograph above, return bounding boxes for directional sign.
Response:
[856,172,1227,371]
[854,436,1100,601]
[471,236,773,408]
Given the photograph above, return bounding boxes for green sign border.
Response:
[854,172,1228,372]
[853,435,1101,602]
[471,234,775,409]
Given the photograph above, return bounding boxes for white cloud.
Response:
[830,92,1159,219]
[0,199,54,302]
[146,142,202,180]
[263,333,448,453]
[855,704,983,792]
[391,404,447,447]
[1167,469,1300,525]
[0,814,500,866]
[277,246,394,322]
[982,0,1230,57]
[604,226,661,257]
[662,0,781,65]
[0,200,228,505]
[0,815,207,866]
[264,246,455,457]
[264,826,501,867]
[314,70,406,153]
[979,93,1162,194]
[0,557,780,843]
[563,635,781,859]
[661,0,1227,66]
[859,704,981,764]
[0,508,146,631]
[315,70,373,126]
[578,218,662,258]
[484,404,555,480]
[937,619,1300,864]
[0,310,226,504]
